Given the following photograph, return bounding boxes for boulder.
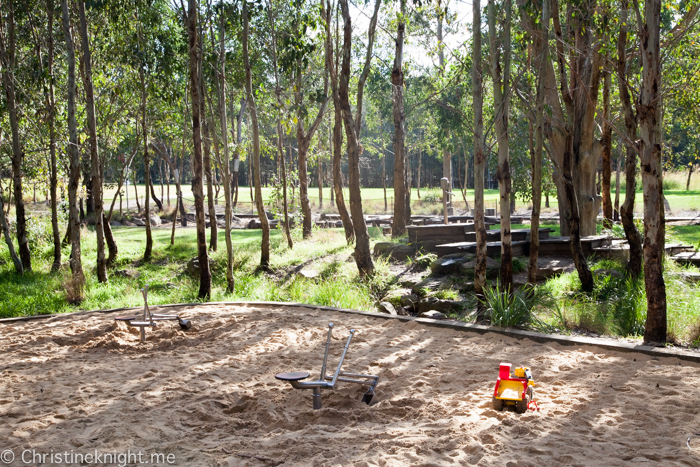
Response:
[400,294,420,308]
[186,258,200,277]
[122,220,135,227]
[668,271,700,284]
[430,254,471,274]
[149,214,162,226]
[418,297,464,315]
[460,256,501,278]
[536,267,564,281]
[115,269,140,279]
[398,274,426,288]
[412,276,453,295]
[296,269,319,279]
[132,218,146,227]
[420,310,447,320]
[373,242,415,261]
[378,302,398,315]
[109,220,122,227]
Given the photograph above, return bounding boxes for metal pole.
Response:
[319,323,333,380]
[330,330,355,387]
[312,387,322,410]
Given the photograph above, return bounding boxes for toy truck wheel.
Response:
[492,397,505,411]
[515,394,529,414]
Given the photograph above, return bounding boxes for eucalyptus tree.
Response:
[243,0,271,268]
[185,0,212,298]
[336,0,381,276]
[279,0,330,239]
[488,0,513,290]
[61,0,85,297]
[0,0,31,271]
[391,0,408,237]
[473,0,487,298]
[324,0,354,243]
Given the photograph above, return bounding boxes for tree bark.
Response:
[215,10,234,293]
[0,184,22,274]
[614,146,621,221]
[140,64,153,262]
[79,0,107,282]
[46,0,61,272]
[528,0,549,284]
[617,0,643,277]
[186,0,212,299]
[202,87,217,251]
[338,0,375,276]
[61,0,84,297]
[489,0,513,290]
[243,0,270,269]
[0,1,31,271]
[324,0,354,243]
[637,0,666,344]
[601,68,613,229]
[391,0,407,237]
[473,0,487,297]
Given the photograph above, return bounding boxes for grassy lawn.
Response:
[0,224,393,319]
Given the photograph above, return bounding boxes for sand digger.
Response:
[492,362,535,413]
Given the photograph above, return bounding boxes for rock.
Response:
[668,271,700,284]
[115,269,140,279]
[149,214,162,226]
[373,242,396,255]
[460,256,501,278]
[536,267,564,281]
[122,220,135,226]
[400,294,420,308]
[430,255,471,274]
[389,245,414,261]
[132,218,146,227]
[593,268,624,279]
[373,242,414,261]
[398,274,426,288]
[378,302,398,315]
[186,258,200,277]
[412,276,453,295]
[420,310,447,320]
[418,296,463,314]
[109,220,122,227]
[296,269,319,279]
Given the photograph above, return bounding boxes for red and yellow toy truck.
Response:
[492,362,535,413]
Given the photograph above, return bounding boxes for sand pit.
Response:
[2,304,700,466]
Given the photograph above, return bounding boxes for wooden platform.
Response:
[538,235,612,256]
[671,251,700,266]
[594,242,695,260]
[435,241,529,258]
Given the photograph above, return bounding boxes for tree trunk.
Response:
[617,0,643,277]
[215,12,235,293]
[0,184,22,274]
[614,147,621,221]
[0,1,31,271]
[686,163,693,191]
[473,0,487,298]
[437,1,452,213]
[489,0,513,290]
[187,0,212,299]
[46,0,61,272]
[140,64,153,262]
[79,0,107,282]
[338,0,375,276]
[528,0,549,284]
[601,68,613,229]
[133,170,141,212]
[61,0,84,297]
[318,159,323,210]
[391,0,407,238]
[638,0,666,344]
[231,98,246,209]
[201,87,217,251]
[324,0,354,243]
[243,0,270,269]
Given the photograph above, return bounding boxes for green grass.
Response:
[0,222,394,319]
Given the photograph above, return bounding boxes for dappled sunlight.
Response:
[2,304,699,465]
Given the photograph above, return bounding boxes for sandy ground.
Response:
[2,304,700,466]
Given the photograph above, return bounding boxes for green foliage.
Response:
[480,282,541,328]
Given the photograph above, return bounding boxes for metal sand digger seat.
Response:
[114,285,191,343]
[275,323,379,410]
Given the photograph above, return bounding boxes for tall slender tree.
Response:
[186,0,212,298]
[473,0,487,299]
[391,0,407,237]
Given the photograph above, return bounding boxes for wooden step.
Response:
[435,241,528,258]
[671,251,700,266]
